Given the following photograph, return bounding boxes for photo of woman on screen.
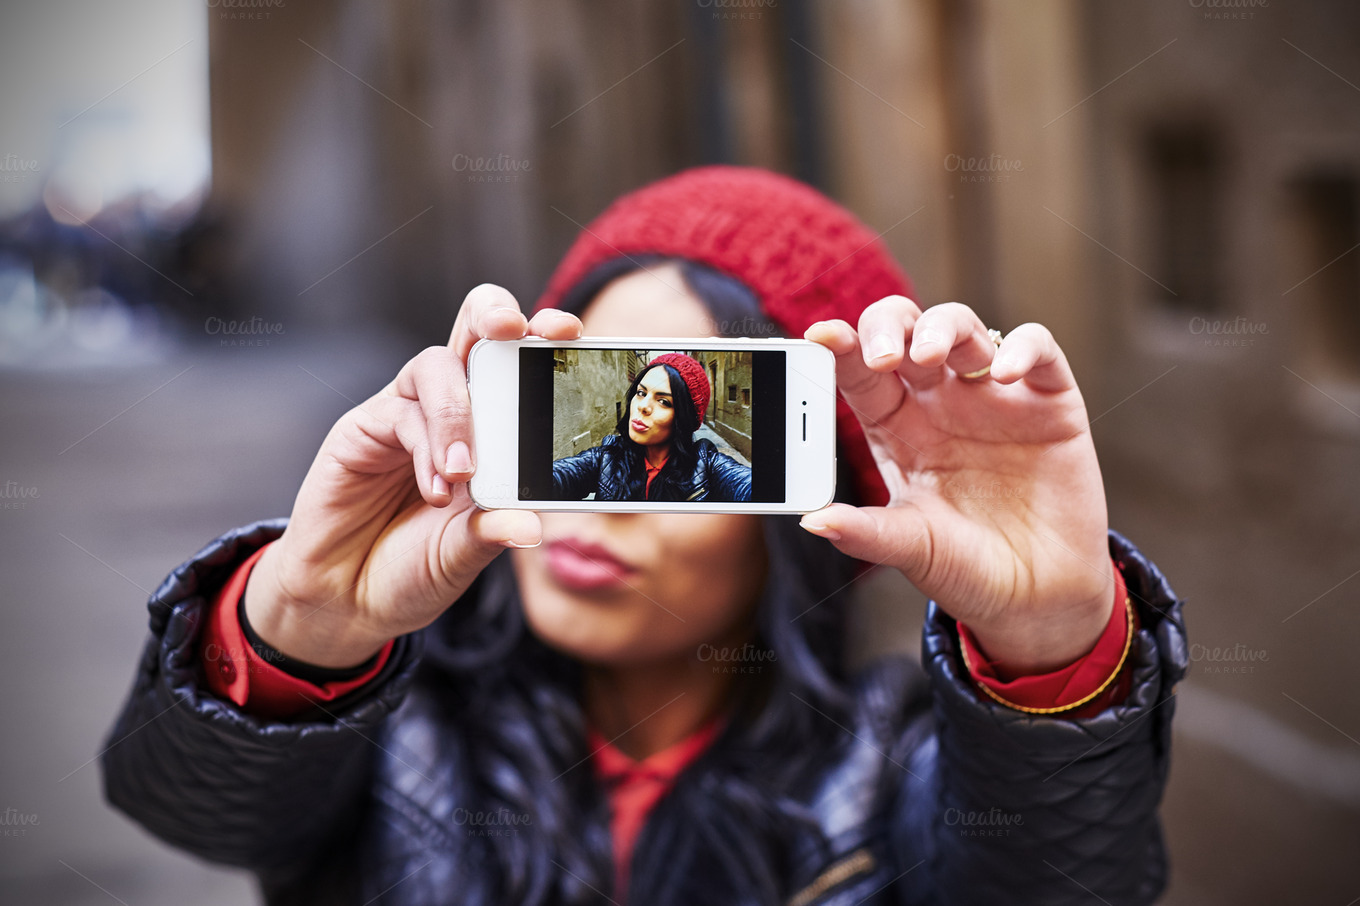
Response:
[551,352,753,502]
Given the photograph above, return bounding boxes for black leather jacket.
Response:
[552,433,753,502]
[102,520,1186,905]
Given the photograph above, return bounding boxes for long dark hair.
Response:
[614,361,701,500]
[418,256,866,904]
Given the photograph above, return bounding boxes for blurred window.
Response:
[1288,172,1360,380]
[1145,123,1224,311]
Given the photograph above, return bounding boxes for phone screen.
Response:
[517,347,786,503]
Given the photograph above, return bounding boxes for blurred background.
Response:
[1,0,1358,902]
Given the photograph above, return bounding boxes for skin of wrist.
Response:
[243,543,392,670]
[961,573,1116,675]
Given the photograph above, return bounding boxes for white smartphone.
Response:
[467,336,837,513]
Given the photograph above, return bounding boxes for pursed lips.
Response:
[543,538,638,592]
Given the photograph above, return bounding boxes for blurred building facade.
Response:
[204,0,1360,494]
[199,2,1360,903]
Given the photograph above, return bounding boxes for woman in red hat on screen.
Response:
[104,167,1186,906]
[551,351,753,503]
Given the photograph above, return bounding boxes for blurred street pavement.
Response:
[0,330,410,905]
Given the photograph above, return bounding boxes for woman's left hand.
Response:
[803,297,1115,673]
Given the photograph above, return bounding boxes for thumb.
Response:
[441,508,543,584]
[799,503,930,575]
[466,507,543,550]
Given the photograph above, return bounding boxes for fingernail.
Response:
[432,473,450,497]
[502,538,542,549]
[869,335,895,360]
[799,520,841,541]
[993,353,1016,373]
[446,441,473,474]
[915,327,944,349]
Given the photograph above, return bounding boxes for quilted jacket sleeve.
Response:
[698,446,753,503]
[551,445,604,499]
[889,529,1188,906]
[99,519,423,888]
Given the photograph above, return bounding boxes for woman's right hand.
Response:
[243,284,583,668]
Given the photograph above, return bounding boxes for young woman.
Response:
[103,167,1186,906]
[550,350,753,502]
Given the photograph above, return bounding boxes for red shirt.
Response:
[643,450,669,496]
[589,716,723,897]
[200,545,1133,888]
[199,545,390,718]
[958,562,1135,718]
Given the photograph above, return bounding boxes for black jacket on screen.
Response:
[551,433,753,502]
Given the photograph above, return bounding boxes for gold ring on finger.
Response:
[960,329,1004,380]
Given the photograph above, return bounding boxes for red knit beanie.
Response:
[646,353,710,425]
[535,165,914,507]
